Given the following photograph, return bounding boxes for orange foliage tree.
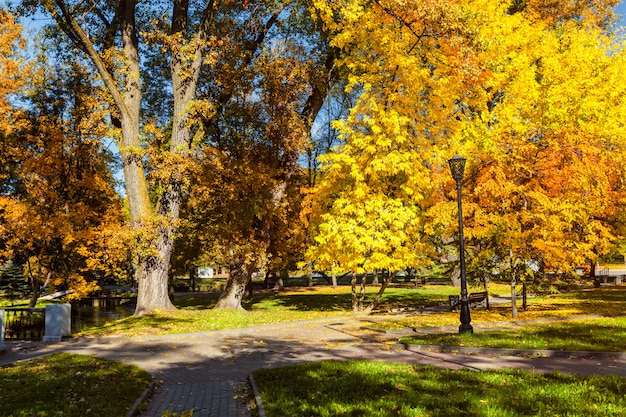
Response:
[0,33,127,305]
[15,0,339,312]
[306,0,626,312]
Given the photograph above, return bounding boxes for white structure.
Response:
[43,303,71,342]
[198,266,214,279]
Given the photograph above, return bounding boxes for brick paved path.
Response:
[2,315,626,416]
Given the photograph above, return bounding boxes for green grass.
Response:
[75,285,465,337]
[0,298,52,308]
[398,316,626,352]
[0,352,152,417]
[14,284,624,339]
[371,286,626,330]
[253,360,626,417]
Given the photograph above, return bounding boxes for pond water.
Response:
[71,303,135,333]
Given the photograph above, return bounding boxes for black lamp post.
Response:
[448,154,473,334]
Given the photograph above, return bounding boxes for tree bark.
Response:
[215,256,250,310]
[358,272,366,309]
[41,0,174,315]
[27,271,50,308]
[365,271,396,312]
[351,271,358,311]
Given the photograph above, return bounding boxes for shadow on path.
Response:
[2,315,626,416]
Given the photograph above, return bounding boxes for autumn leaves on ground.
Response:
[74,284,626,339]
[2,285,626,417]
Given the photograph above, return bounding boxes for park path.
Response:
[2,313,626,416]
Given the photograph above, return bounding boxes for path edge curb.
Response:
[392,343,626,360]
[248,373,267,417]
[127,380,154,417]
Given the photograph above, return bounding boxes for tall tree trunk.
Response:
[215,256,250,310]
[42,0,174,315]
[331,263,338,289]
[212,16,338,311]
[358,272,367,309]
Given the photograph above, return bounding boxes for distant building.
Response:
[197,267,214,279]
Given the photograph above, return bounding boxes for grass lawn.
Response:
[253,360,626,417]
[370,286,626,330]
[0,352,152,417]
[75,284,466,337]
[399,316,626,352]
[70,284,626,338]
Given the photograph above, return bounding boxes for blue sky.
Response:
[617,2,626,27]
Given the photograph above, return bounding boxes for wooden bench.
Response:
[449,291,489,311]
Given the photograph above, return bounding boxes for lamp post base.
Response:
[459,323,473,334]
[459,301,473,334]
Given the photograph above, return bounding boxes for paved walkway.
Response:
[2,314,626,416]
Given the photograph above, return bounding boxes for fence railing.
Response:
[4,308,46,340]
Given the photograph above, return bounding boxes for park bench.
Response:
[448,291,489,311]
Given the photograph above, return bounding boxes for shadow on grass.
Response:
[3,314,626,417]
[0,352,151,417]
[173,292,221,310]
[559,286,626,302]
[403,318,626,352]
[254,358,626,417]
[77,312,197,337]
[245,287,451,313]
[248,292,352,312]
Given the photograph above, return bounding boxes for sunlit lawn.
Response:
[76,284,466,337]
[253,360,626,417]
[399,316,626,352]
[0,353,151,417]
[69,284,626,338]
[376,286,626,330]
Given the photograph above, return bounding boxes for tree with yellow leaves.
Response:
[306,0,626,313]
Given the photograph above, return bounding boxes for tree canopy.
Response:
[306,0,626,309]
[2,0,626,314]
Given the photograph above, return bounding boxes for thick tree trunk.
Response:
[134,228,176,315]
[215,258,251,310]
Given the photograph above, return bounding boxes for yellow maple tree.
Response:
[306,0,626,312]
